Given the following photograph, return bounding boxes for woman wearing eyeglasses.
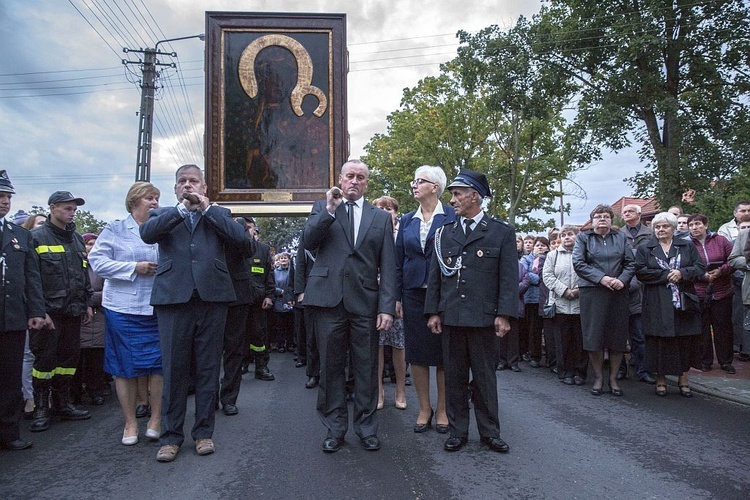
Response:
[572,204,636,397]
[396,166,455,433]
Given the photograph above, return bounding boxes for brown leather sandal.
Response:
[678,385,693,398]
[655,384,667,397]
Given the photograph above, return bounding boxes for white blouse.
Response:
[88,214,159,316]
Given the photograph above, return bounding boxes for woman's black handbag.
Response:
[679,291,701,313]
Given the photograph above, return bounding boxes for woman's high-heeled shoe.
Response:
[377,389,384,410]
[413,409,434,433]
[395,390,407,410]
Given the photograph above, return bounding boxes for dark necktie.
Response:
[346,201,356,242]
[464,219,474,238]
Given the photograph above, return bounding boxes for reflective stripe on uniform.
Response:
[36,245,65,254]
[32,366,77,379]
[249,344,266,352]
[251,266,264,274]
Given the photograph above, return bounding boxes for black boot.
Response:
[30,387,51,432]
[51,389,91,421]
[254,351,275,381]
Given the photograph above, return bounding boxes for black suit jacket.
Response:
[302,199,396,317]
[140,205,245,305]
[1,221,46,331]
[425,214,518,327]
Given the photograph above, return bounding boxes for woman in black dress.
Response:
[636,212,704,397]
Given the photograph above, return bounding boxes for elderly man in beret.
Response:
[425,168,518,453]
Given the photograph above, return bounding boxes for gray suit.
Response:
[303,199,396,439]
[140,204,244,446]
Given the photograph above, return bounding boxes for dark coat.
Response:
[225,222,258,306]
[635,236,705,338]
[31,220,93,316]
[140,204,245,305]
[79,266,104,348]
[424,214,518,326]
[1,221,46,331]
[302,199,397,317]
[247,240,274,306]
[573,228,636,289]
[396,204,455,297]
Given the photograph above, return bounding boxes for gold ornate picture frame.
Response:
[205,12,348,215]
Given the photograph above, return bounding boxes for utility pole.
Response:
[122,34,204,182]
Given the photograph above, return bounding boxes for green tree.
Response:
[364,47,587,231]
[364,69,494,215]
[532,0,750,209]
[74,209,107,234]
[256,217,306,253]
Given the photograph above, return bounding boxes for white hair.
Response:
[652,211,677,229]
[414,165,447,196]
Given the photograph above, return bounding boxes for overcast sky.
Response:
[0,0,640,227]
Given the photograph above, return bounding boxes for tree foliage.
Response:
[532,0,750,209]
[363,33,591,231]
[256,216,306,253]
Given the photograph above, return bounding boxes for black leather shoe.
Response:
[562,377,575,385]
[529,360,540,368]
[305,376,319,389]
[444,436,467,452]
[92,396,105,406]
[616,369,627,381]
[222,404,238,416]
[295,360,307,368]
[721,364,736,374]
[496,362,507,371]
[0,438,33,451]
[361,435,380,451]
[322,437,343,453]
[135,404,151,418]
[255,367,275,381]
[639,373,657,384]
[510,365,522,372]
[573,376,586,386]
[480,436,509,453]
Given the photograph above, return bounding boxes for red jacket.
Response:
[691,232,734,300]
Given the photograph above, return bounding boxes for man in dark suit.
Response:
[218,218,257,416]
[140,164,245,463]
[425,168,518,453]
[302,159,397,453]
[0,171,46,451]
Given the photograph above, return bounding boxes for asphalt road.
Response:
[2,354,749,499]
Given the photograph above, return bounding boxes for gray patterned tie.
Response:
[346,201,356,242]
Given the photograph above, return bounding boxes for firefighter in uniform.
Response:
[240,217,276,381]
[425,169,518,453]
[29,191,93,432]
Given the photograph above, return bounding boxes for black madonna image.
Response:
[224,32,330,190]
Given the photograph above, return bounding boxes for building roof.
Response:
[610,196,659,218]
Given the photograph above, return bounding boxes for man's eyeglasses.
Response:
[592,214,611,220]
[411,178,436,186]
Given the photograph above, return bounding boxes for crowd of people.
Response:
[2,164,749,461]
